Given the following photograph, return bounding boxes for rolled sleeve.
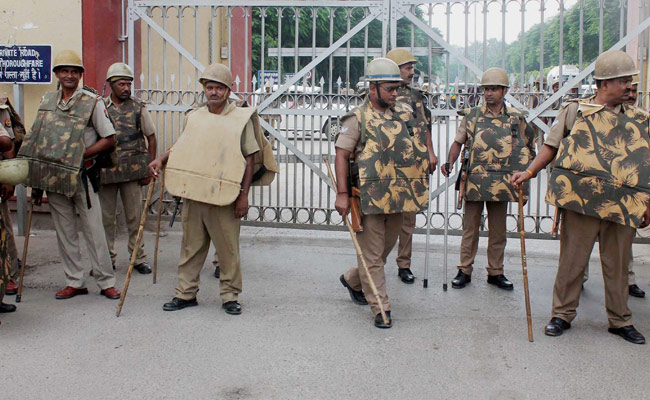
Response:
[334,115,360,153]
[454,115,468,144]
[240,119,260,156]
[544,107,571,149]
[140,105,156,137]
[91,99,116,138]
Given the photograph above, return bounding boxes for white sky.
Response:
[421,0,579,47]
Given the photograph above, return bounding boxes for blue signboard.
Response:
[257,70,280,86]
[0,45,52,84]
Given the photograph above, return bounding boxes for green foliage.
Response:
[505,0,622,79]
[251,6,442,91]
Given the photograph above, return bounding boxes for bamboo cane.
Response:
[153,169,165,284]
[323,157,388,325]
[116,182,155,317]
[15,201,34,303]
[518,186,534,342]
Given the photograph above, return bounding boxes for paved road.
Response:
[2,226,649,399]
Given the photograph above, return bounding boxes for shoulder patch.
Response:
[4,118,11,127]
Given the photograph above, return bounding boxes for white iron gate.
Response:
[126,0,650,240]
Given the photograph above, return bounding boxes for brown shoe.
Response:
[100,287,121,299]
[55,286,89,299]
[5,280,18,295]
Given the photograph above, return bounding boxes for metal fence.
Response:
[126,0,650,239]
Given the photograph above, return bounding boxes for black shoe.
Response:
[629,284,646,298]
[134,262,152,274]
[545,317,571,337]
[0,302,16,313]
[451,271,471,289]
[340,275,368,305]
[608,325,646,344]
[487,274,514,290]
[162,297,198,311]
[223,301,242,315]
[374,311,392,329]
[398,268,415,284]
[214,265,220,279]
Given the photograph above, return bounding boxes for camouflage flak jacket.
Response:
[396,85,431,136]
[18,90,95,196]
[101,97,150,184]
[546,104,650,228]
[462,106,536,202]
[348,100,430,215]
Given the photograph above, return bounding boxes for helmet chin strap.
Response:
[375,82,389,108]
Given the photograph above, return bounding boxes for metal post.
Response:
[12,83,27,236]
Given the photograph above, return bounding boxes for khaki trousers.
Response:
[0,200,19,278]
[396,212,416,269]
[47,179,116,290]
[344,213,402,315]
[99,181,146,266]
[583,247,637,285]
[457,201,507,276]
[175,199,242,303]
[552,209,634,328]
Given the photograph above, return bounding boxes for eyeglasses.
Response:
[378,85,400,93]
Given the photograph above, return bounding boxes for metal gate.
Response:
[126,0,650,239]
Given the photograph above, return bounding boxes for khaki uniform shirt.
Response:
[335,106,395,155]
[104,96,157,137]
[182,101,260,157]
[0,108,13,140]
[454,103,506,144]
[57,87,115,147]
[545,98,622,148]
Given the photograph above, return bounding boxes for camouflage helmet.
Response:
[364,58,402,82]
[385,48,418,66]
[593,50,639,80]
[632,74,640,86]
[53,50,84,72]
[0,159,29,185]
[480,67,509,87]
[199,63,233,87]
[106,62,134,82]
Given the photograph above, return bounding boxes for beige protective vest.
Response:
[165,105,254,206]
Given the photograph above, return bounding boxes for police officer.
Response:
[512,50,648,345]
[385,48,438,284]
[100,62,157,274]
[0,98,24,295]
[441,67,536,291]
[150,63,275,315]
[335,58,434,328]
[17,50,121,300]
[0,126,21,323]
[582,73,646,299]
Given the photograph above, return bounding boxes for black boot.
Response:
[398,268,415,284]
[629,284,646,298]
[374,311,392,329]
[487,274,513,290]
[163,297,198,311]
[451,270,471,289]
[340,275,368,305]
[545,317,571,337]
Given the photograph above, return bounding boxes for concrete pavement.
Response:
[1,226,649,399]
